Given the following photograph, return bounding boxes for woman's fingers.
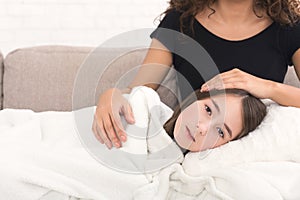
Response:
[201,74,223,91]
[93,114,113,149]
[201,69,245,91]
[98,121,113,149]
[201,77,245,92]
[218,81,246,90]
[200,68,271,98]
[201,75,224,91]
[107,114,126,147]
[122,102,135,124]
[107,101,135,145]
[92,88,135,149]
[93,106,117,149]
[102,113,120,148]
[92,117,104,144]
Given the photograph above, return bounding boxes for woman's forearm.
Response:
[121,83,159,95]
[268,81,300,108]
[121,39,173,94]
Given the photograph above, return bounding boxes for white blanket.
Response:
[0,86,183,200]
[0,108,151,200]
[1,86,300,200]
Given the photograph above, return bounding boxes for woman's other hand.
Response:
[92,38,172,149]
[92,88,135,149]
[200,68,273,99]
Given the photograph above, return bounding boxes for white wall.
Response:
[0,0,169,56]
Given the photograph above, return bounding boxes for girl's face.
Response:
[173,94,243,152]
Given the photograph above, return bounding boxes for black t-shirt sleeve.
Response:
[150,9,181,37]
[287,22,300,65]
[150,9,182,52]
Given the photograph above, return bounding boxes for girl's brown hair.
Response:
[162,0,300,35]
[163,89,267,141]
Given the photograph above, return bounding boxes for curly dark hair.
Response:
[162,0,300,34]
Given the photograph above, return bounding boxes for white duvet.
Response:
[0,86,300,200]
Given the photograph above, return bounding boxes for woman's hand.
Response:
[200,68,273,99]
[92,88,135,149]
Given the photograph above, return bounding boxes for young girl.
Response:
[163,88,266,153]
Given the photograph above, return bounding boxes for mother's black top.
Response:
[150,9,300,99]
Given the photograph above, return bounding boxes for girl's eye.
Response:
[217,127,225,138]
[205,105,212,116]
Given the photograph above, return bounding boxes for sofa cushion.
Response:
[283,66,300,88]
[0,51,3,109]
[3,45,93,111]
[3,45,179,112]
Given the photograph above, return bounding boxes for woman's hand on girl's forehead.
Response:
[200,68,273,99]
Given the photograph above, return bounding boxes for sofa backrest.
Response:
[3,46,93,111]
[284,66,300,88]
[1,45,299,112]
[2,45,178,112]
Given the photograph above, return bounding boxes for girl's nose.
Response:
[196,123,208,136]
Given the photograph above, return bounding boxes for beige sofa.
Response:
[0,45,299,112]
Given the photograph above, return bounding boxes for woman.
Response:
[92,0,300,149]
